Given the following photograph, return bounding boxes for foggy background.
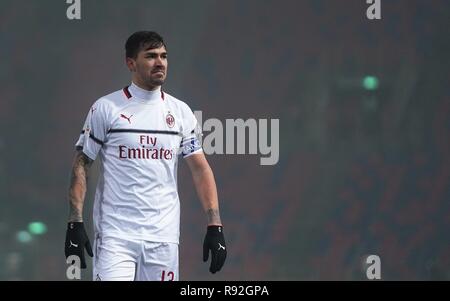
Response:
[0,0,449,280]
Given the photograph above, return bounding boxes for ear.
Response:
[126,57,136,72]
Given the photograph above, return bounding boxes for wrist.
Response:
[68,218,83,223]
[67,221,85,230]
[207,225,224,234]
[206,208,221,226]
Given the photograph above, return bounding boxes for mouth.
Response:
[152,70,165,75]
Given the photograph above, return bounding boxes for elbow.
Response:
[192,164,213,179]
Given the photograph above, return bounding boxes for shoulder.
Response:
[97,88,129,106]
[92,88,130,112]
[163,92,199,134]
[163,92,195,114]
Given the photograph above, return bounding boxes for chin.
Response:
[152,78,165,86]
[145,79,164,88]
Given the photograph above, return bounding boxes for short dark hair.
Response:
[125,31,167,59]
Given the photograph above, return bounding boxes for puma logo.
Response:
[120,114,133,124]
[218,243,226,251]
[69,240,78,248]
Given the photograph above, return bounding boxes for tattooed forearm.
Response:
[68,150,93,222]
[206,208,222,226]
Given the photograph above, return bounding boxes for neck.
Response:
[129,82,161,101]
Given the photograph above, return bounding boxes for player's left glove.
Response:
[203,225,227,273]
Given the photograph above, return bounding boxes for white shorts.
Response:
[92,235,179,281]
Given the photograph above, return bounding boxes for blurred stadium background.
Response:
[0,0,449,280]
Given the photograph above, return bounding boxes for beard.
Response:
[135,64,167,89]
[139,72,166,89]
[147,76,165,86]
[147,69,166,86]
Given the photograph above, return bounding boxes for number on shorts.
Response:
[161,270,174,281]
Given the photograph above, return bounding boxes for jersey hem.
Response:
[82,148,97,161]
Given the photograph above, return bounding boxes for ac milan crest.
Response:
[166,112,175,128]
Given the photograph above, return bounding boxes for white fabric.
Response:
[93,235,179,281]
[75,83,202,244]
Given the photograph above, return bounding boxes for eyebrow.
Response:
[144,51,167,56]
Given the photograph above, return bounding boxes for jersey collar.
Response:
[124,82,164,102]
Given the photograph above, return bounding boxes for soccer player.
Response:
[65,31,227,281]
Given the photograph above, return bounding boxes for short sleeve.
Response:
[75,99,110,160]
[179,103,202,158]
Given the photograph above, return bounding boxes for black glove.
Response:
[65,222,93,269]
[203,225,227,273]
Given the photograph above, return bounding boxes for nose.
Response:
[155,55,164,66]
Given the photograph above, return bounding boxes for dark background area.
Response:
[0,0,449,280]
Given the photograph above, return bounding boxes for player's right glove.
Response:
[203,225,227,274]
[65,222,93,269]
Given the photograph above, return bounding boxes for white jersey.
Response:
[75,83,202,244]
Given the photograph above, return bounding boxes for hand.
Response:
[203,225,227,273]
[65,222,93,269]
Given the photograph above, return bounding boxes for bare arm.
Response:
[185,152,222,226]
[68,149,93,222]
